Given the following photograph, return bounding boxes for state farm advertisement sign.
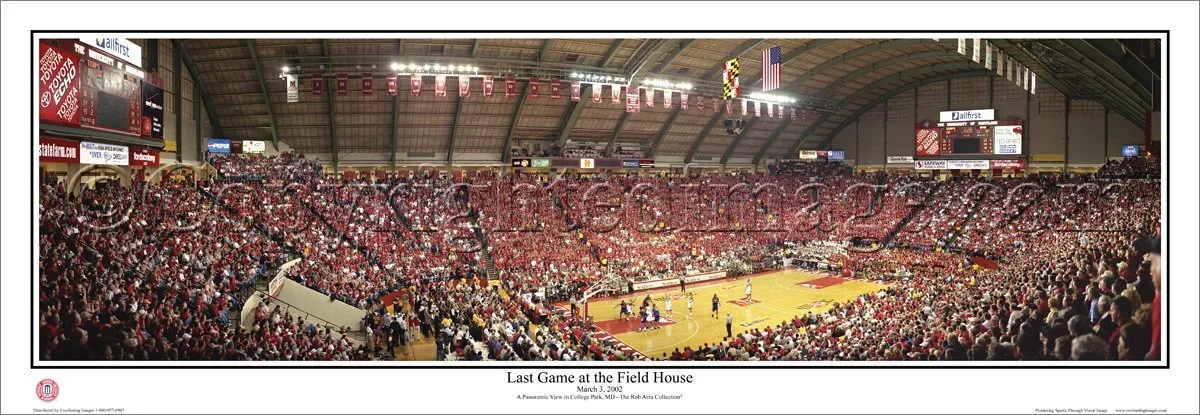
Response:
[130,147,159,166]
[39,42,81,127]
[40,137,79,163]
[915,127,941,156]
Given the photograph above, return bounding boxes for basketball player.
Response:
[687,293,694,318]
[651,304,661,326]
[711,294,720,318]
[664,294,673,316]
[745,278,753,301]
[616,300,630,321]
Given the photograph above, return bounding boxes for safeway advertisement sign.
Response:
[39,42,81,127]
[915,128,941,156]
[915,160,947,170]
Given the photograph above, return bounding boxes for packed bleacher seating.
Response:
[38,155,1162,361]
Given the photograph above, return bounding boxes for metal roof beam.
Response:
[600,39,624,68]
[683,113,726,164]
[602,111,629,156]
[651,39,694,73]
[321,40,338,167]
[1072,39,1155,100]
[501,84,530,164]
[554,84,591,148]
[447,96,464,165]
[538,40,553,62]
[703,39,764,80]
[1055,40,1151,109]
[173,40,224,137]
[781,39,927,91]
[645,107,683,157]
[471,39,482,58]
[244,40,280,150]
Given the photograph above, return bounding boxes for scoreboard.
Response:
[77,42,143,136]
[916,109,1023,156]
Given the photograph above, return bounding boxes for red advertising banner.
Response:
[550,79,561,99]
[483,75,494,97]
[989,159,1027,169]
[915,127,942,156]
[39,137,80,163]
[361,73,373,95]
[336,73,348,96]
[410,74,422,96]
[529,76,540,99]
[386,75,397,96]
[435,75,447,97]
[505,76,515,99]
[130,146,160,167]
[312,74,324,95]
[571,81,581,102]
[38,42,81,127]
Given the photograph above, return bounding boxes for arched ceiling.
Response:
[175,37,1157,163]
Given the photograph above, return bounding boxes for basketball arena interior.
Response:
[36,36,1164,363]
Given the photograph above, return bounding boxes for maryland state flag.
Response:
[722,58,740,100]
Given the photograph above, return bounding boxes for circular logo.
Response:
[36,379,59,402]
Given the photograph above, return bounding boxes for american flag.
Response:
[762,46,781,92]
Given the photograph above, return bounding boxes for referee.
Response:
[725,313,733,338]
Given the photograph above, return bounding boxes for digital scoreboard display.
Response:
[916,118,1023,157]
[75,42,142,136]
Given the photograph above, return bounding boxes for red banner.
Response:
[459,75,470,97]
[645,88,654,107]
[529,77,540,99]
[483,75,494,97]
[697,95,705,112]
[714,97,721,113]
[610,84,620,104]
[336,74,348,96]
[571,81,581,102]
[915,127,942,156]
[313,74,324,96]
[550,79,561,99]
[505,76,515,99]
[386,75,397,96]
[625,86,640,113]
[362,73,373,96]
[435,75,447,97]
[410,74,422,96]
[130,146,159,167]
[38,42,81,127]
[681,92,688,110]
[39,137,79,163]
[663,90,672,108]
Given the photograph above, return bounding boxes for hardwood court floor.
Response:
[586,270,888,359]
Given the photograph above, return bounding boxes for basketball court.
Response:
[584,270,888,358]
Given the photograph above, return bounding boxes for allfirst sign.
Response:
[80,37,141,68]
[939,109,994,123]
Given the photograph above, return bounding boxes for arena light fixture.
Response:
[281,66,290,73]
[390,63,400,71]
[747,92,797,105]
[640,78,693,91]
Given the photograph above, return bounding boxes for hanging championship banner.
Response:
[742,99,749,116]
[386,75,398,96]
[958,38,966,55]
[972,38,981,63]
[663,90,672,108]
[505,75,515,99]
[721,58,740,99]
[592,83,602,103]
[625,86,640,113]
[681,92,688,109]
[435,75,447,97]
[410,74,422,96]
[610,83,620,103]
[697,95,705,111]
[362,73,373,96]
[776,104,783,118]
[791,107,797,120]
[312,74,324,96]
[645,88,654,107]
[714,97,721,113]
[550,79,561,99]
[571,81,581,101]
[529,76,540,98]
[997,51,1005,76]
[1023,66,1030,91]
[483,75,494,97]
[285,74,299,102]
[336,73,348,96]
[459,75,470,97]
[1007,60,1013,82]
[984,42,993,70]
[726,99,733,115]
[1031,72,1037,95]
